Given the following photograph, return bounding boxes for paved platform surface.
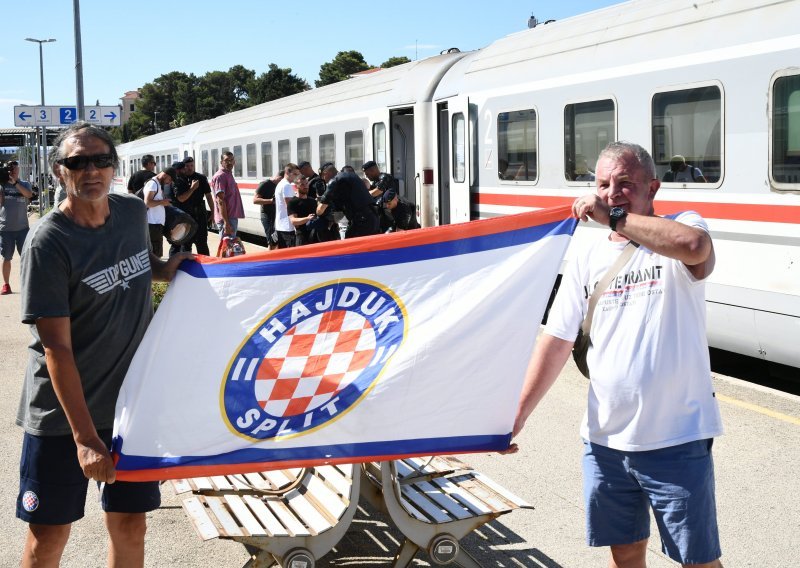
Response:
[0,226,798,567]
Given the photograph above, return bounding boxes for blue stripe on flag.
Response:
[114,434,511,471]
[182,218,575,279]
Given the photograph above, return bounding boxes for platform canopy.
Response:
[0,127,59,148]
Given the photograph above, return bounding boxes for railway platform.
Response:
[0,228,798,567]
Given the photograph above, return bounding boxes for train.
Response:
[113,0,800,370]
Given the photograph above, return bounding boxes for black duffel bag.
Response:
[163,205,198,246]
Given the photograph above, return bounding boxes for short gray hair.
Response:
[50,122,119,169]
[597,141,656,181]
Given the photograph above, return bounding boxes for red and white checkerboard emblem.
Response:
[22,490,39,512]
[223,281,406,440]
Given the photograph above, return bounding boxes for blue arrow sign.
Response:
[18,111,31,121]
[104,111,117,121]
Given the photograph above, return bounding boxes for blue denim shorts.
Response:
[582,439,721,564]
[0,228,28,260]
[17,430,160,525]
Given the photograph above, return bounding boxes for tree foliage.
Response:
[123,64,309,141]
[316,51,371,87]
[381,56,411,68]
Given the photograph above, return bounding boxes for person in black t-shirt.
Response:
[379,189,420,233]
[254,172,283,249]
[127,154,156,195]
[317,170,379,239]
[172,157,213,255]
[287,176,318,246]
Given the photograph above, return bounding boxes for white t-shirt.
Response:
[144,178,165,225]
[545,211,723,451]
[274,178,296,232]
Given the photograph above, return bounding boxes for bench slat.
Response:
[181,497,220,541]
[210,475,234,491]
[455,477,514,513]
[285,489,334,535]
[412,480,471,520]
[242,472,271,491]
[400,485,452,524]
[224,495,267,536]
[265,498,311,536]
[204,496,244,538]
[432,476,493,516]
[242,495,289,537]
[192,477,214,491]
[304,474,348,522]
[317,464,351,497]
[263,470,293,491]
[171,478,193,495]
[473,471,531,508]
[227,474,252,491]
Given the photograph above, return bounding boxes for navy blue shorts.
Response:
[17,430,160,525]
[1,228,28,260]
[582,439,721,564]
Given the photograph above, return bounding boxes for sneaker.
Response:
[0,283,10,295]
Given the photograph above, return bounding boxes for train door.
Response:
[437,96,472,224]
[369,109,391,178]
[390,108,416,206]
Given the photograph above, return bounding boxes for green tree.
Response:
[252,63,310,104]
[316,51,371,87]
[380,56,411,68]
[137,71,196,133]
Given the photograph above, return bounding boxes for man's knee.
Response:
[105,512,147,545]
[609,538,648,568]
[24,523,71,566]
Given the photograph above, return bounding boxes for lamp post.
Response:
[25,37,56,212]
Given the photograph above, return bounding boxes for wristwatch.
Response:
[609,207,627,232]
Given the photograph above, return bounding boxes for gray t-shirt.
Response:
[0,180,32,231]
[17,193,153,436]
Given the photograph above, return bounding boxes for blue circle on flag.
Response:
[222,281,406,440]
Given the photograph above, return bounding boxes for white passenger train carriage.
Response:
[114,0,800,369]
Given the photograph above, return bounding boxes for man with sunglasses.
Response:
[1,160,33,295]
[211,151,244,238]
[15,123,191,567]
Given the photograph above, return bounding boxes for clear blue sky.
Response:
[1,0,621,130]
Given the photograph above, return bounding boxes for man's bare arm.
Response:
[36,317,116,483]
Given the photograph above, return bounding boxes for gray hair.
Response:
[597,141,656,181]
[50,122,119,169]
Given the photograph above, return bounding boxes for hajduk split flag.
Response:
[112,206,578,481]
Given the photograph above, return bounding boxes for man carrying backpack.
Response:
[662,155,707,183]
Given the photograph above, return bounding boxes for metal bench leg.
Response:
[455,548,482,568]
[391,538,420,568]
[242,546,278,568]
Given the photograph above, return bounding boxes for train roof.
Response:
[434,0,800,99]
[191,52,468,142]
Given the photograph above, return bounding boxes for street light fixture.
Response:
[25,37,56,211]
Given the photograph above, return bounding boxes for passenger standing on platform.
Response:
[15,122,190,568]
[143,168,175,258]
[165,161,186,205]
[1,161,33,295]
[317,170,380,239]
[126,154,156,195]
[362,160,398,199]
[287,176,318,246]
[511,142,724,568]
[172,157,213,255]
[211,151,244,237]
[273,163,300,249]
[254,172,283,249]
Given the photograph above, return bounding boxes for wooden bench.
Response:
[360,456,533,567]
[171,464,360,568]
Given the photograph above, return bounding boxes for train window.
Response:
[771,72,800,186]
[278,139,290,170]
[452,113,466,183]
[246,143,257,177]
[211,149,219,171]
[497,109,537,182]
[319,134,335,167]
[297,137,311,166]
[564,99,615,182]
[652,86,721,184]
[233,146,243,177]
[345,130,364,172]
[201,150,209,175]
[372,123,387,171]
[261,142,273,177]
[173,154,178,165]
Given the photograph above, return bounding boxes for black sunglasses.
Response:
[56,154,115,171]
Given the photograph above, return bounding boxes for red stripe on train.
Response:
[472,194,800,224]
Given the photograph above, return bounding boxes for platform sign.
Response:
[14,105,121,127]
[85,106,121,126]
